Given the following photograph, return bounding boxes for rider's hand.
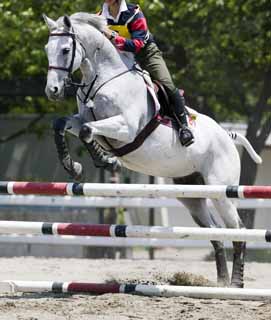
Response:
[103,28,118,41]
[103,27,114,39]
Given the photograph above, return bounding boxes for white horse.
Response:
[43,13,262,288]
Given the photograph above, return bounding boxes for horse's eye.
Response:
[62,48,70,55]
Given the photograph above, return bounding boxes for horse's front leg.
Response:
[79,115,137,144]
[54,115,121,177]
[53,115,83,181]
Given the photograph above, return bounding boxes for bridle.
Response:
[48,31,88,88]
[48,29,141,99]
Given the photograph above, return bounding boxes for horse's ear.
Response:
[43,14,58,31]
[63,15,72,31]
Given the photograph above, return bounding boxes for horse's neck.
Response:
[77,24,152,138]
[78,25,133,85]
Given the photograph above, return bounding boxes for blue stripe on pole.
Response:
[226,186,239,198]
[42,223,54,235]
[124,284,137,293]
[72,183,84,196]
[0,182,8,194]
[265,231,271,242]
[114,225,127,237]
[52,282,64,293]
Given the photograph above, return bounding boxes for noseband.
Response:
[48,32,87,88]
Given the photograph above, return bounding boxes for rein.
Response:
[78,66,138,105]
[48,30,141,100]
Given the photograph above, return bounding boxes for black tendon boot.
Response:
[53,118,83,181]
[83,139,122,172]
[173,90,194,147]
[79,125,122,172]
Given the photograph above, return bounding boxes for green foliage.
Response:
[0,0,270,122]
[0,0,101,78]
[0,0,101,114]
[143,0,271,121]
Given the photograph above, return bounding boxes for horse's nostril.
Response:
[53,87,58,94]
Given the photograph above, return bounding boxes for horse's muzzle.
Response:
[45,85,65,101]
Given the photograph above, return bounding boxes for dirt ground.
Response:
[0,248,271,320]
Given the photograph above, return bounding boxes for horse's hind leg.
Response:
[174,176,230,286]
[211,198,246,288]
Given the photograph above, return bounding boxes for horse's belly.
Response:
[122,158,195,177]
[119,114,240,181]
[120,126,198,178]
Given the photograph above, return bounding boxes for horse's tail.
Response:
[228,131,262,164]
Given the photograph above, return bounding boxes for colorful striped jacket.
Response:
[101,4,154,54]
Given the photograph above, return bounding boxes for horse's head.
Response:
[43,15,86,100]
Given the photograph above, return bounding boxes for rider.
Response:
[100,0,194,147]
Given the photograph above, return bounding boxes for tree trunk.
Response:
[238,69,271,229]
[239,148,259,229]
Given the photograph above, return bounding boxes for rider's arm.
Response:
[113,10,149,54]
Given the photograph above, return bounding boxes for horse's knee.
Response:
[79,124,93,142]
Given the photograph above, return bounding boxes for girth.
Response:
[109,116,160,157]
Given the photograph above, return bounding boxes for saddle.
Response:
[150,80,195,130]
[153,81,184,131]
[139,68,194,125]
[153,80,174,117]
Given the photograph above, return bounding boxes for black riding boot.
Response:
[172,90,194,147]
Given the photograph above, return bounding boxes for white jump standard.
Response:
[0,221,270,242]
[1,182,271,199]
[2,280,271,301]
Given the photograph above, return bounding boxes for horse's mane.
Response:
[69,12,107,32]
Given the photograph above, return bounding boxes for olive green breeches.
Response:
[136,42,178,99]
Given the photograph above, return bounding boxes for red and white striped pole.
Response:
[0,221,270,243]
[2,280,271,301]
[1,182,271,199]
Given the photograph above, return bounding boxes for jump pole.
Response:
[0,235,270,249]
[0,235,214,248]
[1,182,271,199]
[0,221,270,242]
[1,195,271,209]
[1,280,271,301]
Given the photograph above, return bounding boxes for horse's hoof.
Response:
[230,281,244,288]
[63,161,84,182]
[79,125,92,142]
[105,157,122,173]
[73,162,84,181]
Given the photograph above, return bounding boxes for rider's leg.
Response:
[171,88,195,147]
[136,42,194,147]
